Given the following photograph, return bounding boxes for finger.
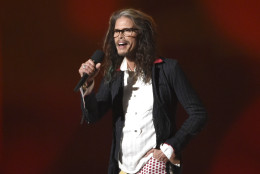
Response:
[85,59,95,66]
[96,63,101,70]
[79,64,87,76]
[163,157,168,163]
[153,149,162,159]
[153,150,168,162]
[82,59,94,69]
[80,64,90,74]
[85,63,95,73]
[144,149,154,157]
[157,155,167,162]
[81,63,86,70]
[86,69,95,76]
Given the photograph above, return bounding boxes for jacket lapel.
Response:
[111,71,124,101]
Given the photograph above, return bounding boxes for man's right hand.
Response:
[79,59,101,85]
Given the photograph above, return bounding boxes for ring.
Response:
[83,65,86,69]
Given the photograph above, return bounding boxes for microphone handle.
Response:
[74,72,89,92]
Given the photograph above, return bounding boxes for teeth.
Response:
[119,43,126,46]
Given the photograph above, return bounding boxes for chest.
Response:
[122,71,154,115]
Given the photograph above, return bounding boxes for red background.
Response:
[2,0,260,173]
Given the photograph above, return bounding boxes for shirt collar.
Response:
[117,57,164,72]
[120,57,129,71]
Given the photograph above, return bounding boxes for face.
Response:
[114,16,138,58]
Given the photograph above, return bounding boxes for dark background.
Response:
[2,0,260,173]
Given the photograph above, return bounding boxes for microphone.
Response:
[74,50,104,92]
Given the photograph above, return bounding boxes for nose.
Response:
[118,31,125,38]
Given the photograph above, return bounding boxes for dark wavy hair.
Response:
[103,9,157,83]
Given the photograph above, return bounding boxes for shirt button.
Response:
[135,112,137,115]
[134,95,136,97]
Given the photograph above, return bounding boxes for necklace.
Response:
[127,62,135,72]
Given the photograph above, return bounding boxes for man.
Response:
[78,9,207,174]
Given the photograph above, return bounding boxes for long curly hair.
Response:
[103,9,158,83]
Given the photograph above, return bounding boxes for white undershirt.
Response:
[118,58,175,173]
[118,58,156,173]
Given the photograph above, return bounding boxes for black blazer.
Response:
[81,58,207,174]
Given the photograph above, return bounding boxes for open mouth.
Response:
[118,41,128,47]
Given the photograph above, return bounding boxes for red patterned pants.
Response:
[136,157,167,174]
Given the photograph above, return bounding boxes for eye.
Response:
[124,28,132,32]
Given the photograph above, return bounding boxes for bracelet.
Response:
[82,83,88,91]
[82,80,93,91]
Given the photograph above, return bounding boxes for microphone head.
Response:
[91,50,105,63]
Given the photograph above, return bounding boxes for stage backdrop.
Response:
[2,0,260,173]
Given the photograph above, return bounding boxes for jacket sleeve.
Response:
[165,60,207,153]
[81,79,112,124]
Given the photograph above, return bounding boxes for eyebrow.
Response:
[115,27,135,30]
[114,28,137,31]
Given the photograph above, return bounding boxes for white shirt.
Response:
[118,58,174,173]
[118,58,156,173]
